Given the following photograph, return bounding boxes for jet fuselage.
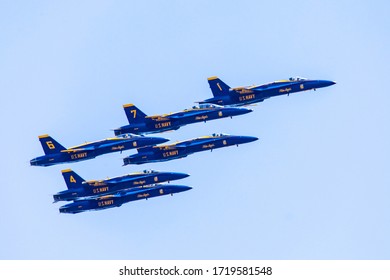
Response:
[114,104,252,135]
[200,77,336,106]
[123,134,258,165]
[30,134,168,167]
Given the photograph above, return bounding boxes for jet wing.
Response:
[175,137,217,148]
[104,176,143,185]
[118,186,158,196]
[104,179,126,185]
[168,110,209,119]
[136,146,157,153]
[62,147,96,153]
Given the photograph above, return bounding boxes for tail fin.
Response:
[38,134,66,155]
[207,76,230,97]
[123,104,147,124]
[61,169,85,190]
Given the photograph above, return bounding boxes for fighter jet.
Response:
[54,169,190,202]
[30,134,168,167]
[59,184,192,214]
[123,133,258,165]
[198,76,336,106]
[113,103,252,136]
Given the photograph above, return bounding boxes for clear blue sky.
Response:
[1,0,389,259]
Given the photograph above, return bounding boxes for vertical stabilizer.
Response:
[123,104,147,124]
[38,135,66,155]
[207,76,230,97]
[61,169,85,190]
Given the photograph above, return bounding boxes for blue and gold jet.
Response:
[199,76,336,106]
[54,169,190,202]
[59,184,192,214]
[123,133,258,165]
[30,134,168,167]
[113,103,252,135]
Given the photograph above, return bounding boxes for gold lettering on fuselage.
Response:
[195,115,209,121]
[93,186,109,194]
[111,145,125,151]
[155,122,171,129]
[98,199,114,207]
[71,152,88,160]
[163,150,179,158]
[239,94,255,102]
[279,87,292,93]
[133,180,146,185]
[137,193,150,198]
[202,144,215,149]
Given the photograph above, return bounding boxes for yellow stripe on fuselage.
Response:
[67,137,125,149]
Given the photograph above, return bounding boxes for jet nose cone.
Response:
[175,172,190,179]
[242,107,253,113]
[318,80,336,88]
[231,107,253,114]
[179,186,192,192]
[155,137,170,144]
[243,136,259,143]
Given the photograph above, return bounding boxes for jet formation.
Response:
[54,169,189,202]
[60,184,192,214]
[31,75,335,213]
[56,169,191,214]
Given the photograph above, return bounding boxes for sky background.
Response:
[1,0,389,259]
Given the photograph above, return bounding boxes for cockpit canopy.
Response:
[211,133,228,137]
[142,169,156,174]
[120,133,140,138]
[191,103,222,110]
[289,76,307,81]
